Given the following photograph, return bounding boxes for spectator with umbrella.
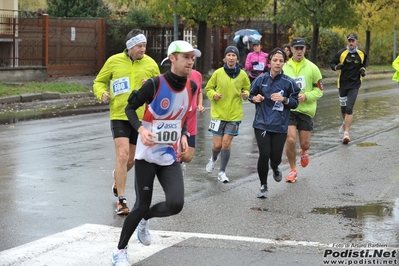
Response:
[236,36,248,67]
[234,29,262,68]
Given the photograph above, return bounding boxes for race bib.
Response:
[294,76,306,90]
[208,119,221,131]
[111,77,130,96]
[152,120,181,144]
[253,62,265,71]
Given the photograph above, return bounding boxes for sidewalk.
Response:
[0,71,394,106]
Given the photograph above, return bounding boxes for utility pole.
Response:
[394,24,397,60]
[395,1,398,60]
[273,0,277,47]
[174,0,178,41]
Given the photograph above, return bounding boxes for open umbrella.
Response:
[233,29,262,43]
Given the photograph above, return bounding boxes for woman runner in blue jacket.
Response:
[248,48,300,198]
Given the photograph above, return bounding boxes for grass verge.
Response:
[0,82,92,97]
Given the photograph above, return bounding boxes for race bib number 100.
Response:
[208,119,221,131]
[152,120,181,144]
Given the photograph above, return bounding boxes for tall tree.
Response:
[276,0,360,63]
[109,0,270,73]
[355,0,397,62]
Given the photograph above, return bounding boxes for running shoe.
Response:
[343,133,350,144]
[206,157,217,173]
[116,198,129,215]
[112,247,130,266]
[217,171,229,183]
[300,149,309,168]
[285,170,297,183]
[137,218,151,246]
[257,185,268,198]
[338,122,345,134]
[272,168,282,182]
[112,169,117,197]
[181,162,186,176]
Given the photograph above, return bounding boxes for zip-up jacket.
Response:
[282,58,323,118]
[392,55,399,82]
[249,71,300,133]
[204,67,250,122]
[93,50,160,121]
[330,48,367,89]
[244,51,270,78]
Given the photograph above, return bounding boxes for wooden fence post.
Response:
[42,14,49,67]
[97,17,105,73]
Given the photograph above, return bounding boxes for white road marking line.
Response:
[0,223,328,266]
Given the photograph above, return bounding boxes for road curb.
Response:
[0,92,95,104]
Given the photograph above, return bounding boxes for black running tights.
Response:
[117,159,184,249]
[254,129,287,186]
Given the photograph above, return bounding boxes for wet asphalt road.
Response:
[0,77,398,263]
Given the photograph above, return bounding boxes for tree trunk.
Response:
[310,25,319,63]
[365,30,371,63]
[196,20,209,74]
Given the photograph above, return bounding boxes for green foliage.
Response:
[276,0,361,62]
[369,35,395,65]
[105,8,154,58]
[125,9,154,26]
[105,19,130,57]
[18,0,47,11]
[294,27,345,68]
[277,0,360,28]
[46,0,110,17]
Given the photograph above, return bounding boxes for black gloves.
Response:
[251,61,259,66]
[335,64,344,70]
[360,67,366,77]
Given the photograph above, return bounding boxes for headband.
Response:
[126,34,147,49]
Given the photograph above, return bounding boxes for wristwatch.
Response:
[283,97,288,104]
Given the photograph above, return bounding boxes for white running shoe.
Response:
[217,171,229,183]
[137,218,151,246]
[338,122,345,134]
[112,247,130,266]
[257,185,267,198]
[206,157,217,173]
[181,162,186,176]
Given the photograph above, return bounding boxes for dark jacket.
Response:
[248,71,300,133]
[330,48,367,89]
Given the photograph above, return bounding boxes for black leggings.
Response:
[254,129,287,186]
[117,159,184,249]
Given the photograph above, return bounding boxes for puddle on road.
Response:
[356,142,378,147]
[312,199,399,244]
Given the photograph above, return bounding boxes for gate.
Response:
[0,12,106,79]
[46,16,105,77]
